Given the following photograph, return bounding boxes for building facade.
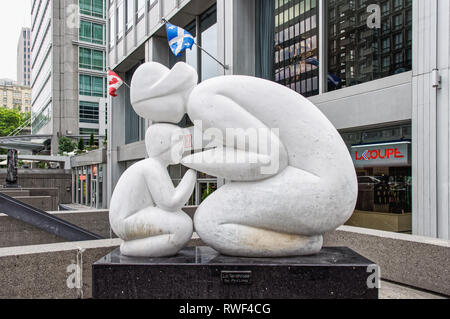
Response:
[17,28,32,87]
[105,0,450,241]
[0,79,31,113]
[31,0,108,153]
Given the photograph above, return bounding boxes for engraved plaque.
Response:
[221,271,252,285]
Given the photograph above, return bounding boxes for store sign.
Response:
[351,142,410,168]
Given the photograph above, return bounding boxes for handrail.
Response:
[0,192,103,241]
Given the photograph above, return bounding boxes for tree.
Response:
[58,136,77,155]
[20,112,31,125]
[0,108,22,137]
[77,138,85,153]
[0,108,24,155]
[88,132,96,150]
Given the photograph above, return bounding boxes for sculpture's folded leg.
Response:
[205,223,323,257]
[120,208,193,258]
[194,166,355,257]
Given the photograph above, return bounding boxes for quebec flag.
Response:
[166,22,195,57]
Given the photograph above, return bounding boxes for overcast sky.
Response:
[0,0,32,81]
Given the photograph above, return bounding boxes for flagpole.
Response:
[194,42,229,70]
[162,18,229,71]
[108,68,131,89]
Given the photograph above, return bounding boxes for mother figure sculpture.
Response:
[112,61,358,258]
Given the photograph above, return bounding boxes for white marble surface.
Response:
[116,62,358,258]
[109,124,196,257]
[184,74,358,257]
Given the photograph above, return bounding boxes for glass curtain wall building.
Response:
[78,0,108,142]
[326,0,412,91]
[274,0,319,97]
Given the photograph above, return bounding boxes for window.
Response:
[136,0,145,21]
[79,75,106,97]
[79,48,105,71]
[109,13,115,47]
[80,20,105,45]
[32,103,52,134]
[273,0,319,97]
[326,0,412,91]
[200,6,219,81]
[117,2,124,40]
[169,5,219,82]
[80,128,100,136]
[126,0,134,30]
[147,0,157,11]
[79,101,100,124]
[80,0,105,18]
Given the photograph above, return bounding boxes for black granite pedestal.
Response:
[92,247,379,299]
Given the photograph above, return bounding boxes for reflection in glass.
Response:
[168,5,218,82]
[326,0,412,91]
[341,124,412,234]
[201,23,219,81]
[273,0,319,97]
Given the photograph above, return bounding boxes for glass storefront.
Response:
[341,124,412,233]
[72,164,106,209]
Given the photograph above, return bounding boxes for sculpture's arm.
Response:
[146,167,197,211]
[187,93,289,181]
[182,148,279,181]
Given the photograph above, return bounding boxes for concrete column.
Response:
[72,170,76,204]
[146,36,169,66]
[106,84,126,208]
[102,163,108,209]
[412,0,450,239]
[51,0,79,155]
[217,0,256,77]
[435,1,450,239]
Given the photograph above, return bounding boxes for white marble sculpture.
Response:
[109,124,196,257]
[114,61,358,258]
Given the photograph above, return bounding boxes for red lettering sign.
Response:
[356,148,404,161]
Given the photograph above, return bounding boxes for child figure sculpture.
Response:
[109,124,196,257]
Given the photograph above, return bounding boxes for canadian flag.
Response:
[108,70,124,97]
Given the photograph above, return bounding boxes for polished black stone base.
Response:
[92,247,379,299]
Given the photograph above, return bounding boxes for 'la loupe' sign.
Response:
[351,141,411,168]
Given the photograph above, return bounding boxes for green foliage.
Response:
[103,130,107,148]
[36,162,48,169]
[0,108,31,154]
[0,108,22,137]
[20,112,31,124]
[58,136,77,155]
[89,133,95,147]
[77,138,85,154]
[202,185,216,201]
[86,133,98,151]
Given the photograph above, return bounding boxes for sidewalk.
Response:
[380,281,447,299]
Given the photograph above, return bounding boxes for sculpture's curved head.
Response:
[146,124,188,165]
[131,62,198,124]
